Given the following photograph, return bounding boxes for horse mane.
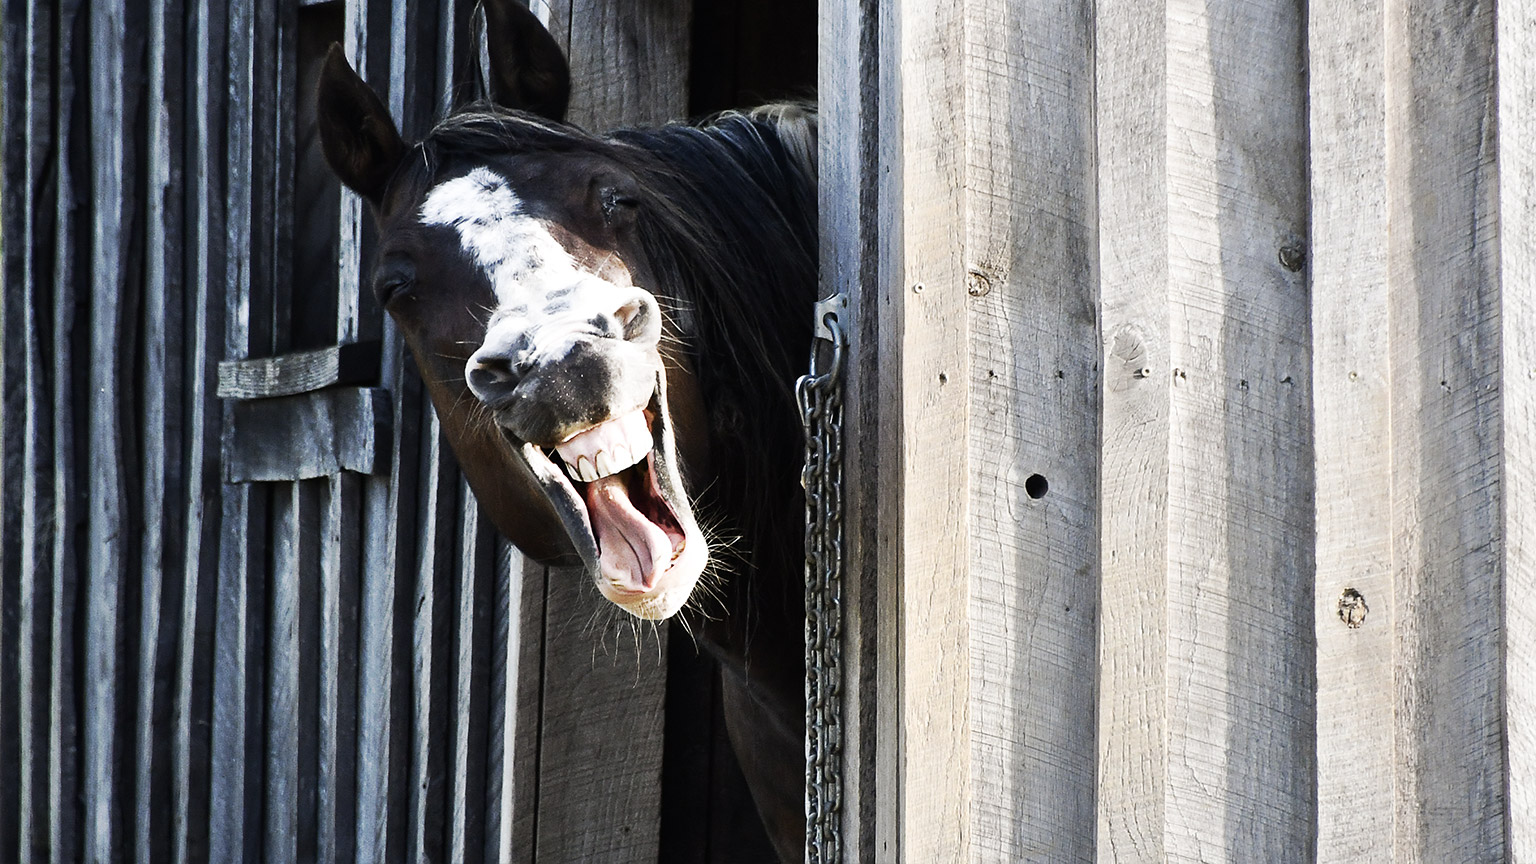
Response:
[405,103,819,599]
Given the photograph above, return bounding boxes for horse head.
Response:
[316,0,712,620]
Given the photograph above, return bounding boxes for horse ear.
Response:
[316,44,406,204]
[482,0,571,121]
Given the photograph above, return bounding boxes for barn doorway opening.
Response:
[653,3,819,862]
[689,0,817,117]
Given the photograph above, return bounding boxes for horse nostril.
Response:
[615,293,660,343]
[466,354,520,403]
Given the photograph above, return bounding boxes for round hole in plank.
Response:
[1025,474,1049,499]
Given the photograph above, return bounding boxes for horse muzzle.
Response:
[469,336,708,620]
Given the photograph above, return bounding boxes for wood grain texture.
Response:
[319,473,362,864]
[1386,1,1507,859]
[266,481,324,864]
[818,0,882,859]
[963,0,1098,858]
[1308,0,1396,858]
[1162,0,1315,860]
[85,1,143,858]
[533,565,668,863]
[1498,2,1536,857]
[544,0,691,129]
[223,387,392,482]
[1093,0,1172,855]
[880,1,972,861]
[409,408,456,864]
[136,2,187,860]
[215,340,382,399]
[450,475,495,864]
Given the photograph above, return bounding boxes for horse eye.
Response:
[600,188,640,227]
[373,256,416,305]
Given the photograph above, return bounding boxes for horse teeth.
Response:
[594,450,618,478]
[553,410,654,482]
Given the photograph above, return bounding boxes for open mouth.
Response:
[511,377,706,619]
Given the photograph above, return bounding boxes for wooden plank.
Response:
[1,2,57,858]
[873,1,972,861]
[223,387,392,482]
[506,553,546,864]
[0,0,29,853]
[962,0,1098,857]
[216,340,382,399]
[484,542,535,864]
[352,3,422,860]
[265,481,324,864]
[1160,1,1315,861]
[44,4,88,858]
[1308,0,1396,859]
[84,0,145,857]
[450,476,494,864]
[533,565,667,863]
[1093,0,1172,854]
[1499,2,1536,856]
[209,1,271,856]
[1386,1,1506,858]
[136,2,190,861]
[319,473,362,864]
[543,0,691,129]
[409,407,457,864]
[817,0,882,858]
[173,2,231,859]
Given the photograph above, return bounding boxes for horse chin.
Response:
[509,381,709,621]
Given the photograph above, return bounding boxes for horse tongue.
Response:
[584,473,671,591]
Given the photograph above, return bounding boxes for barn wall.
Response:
[0,1,698,862]
[832,0,1536,860]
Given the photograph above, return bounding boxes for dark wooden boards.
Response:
[216,340,382,400]
[223,387,392,482]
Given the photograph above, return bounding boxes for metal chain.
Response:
[798,293,847,864]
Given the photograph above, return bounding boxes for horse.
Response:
[315,2,815,859]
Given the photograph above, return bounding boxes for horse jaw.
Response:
[513,371,707,620]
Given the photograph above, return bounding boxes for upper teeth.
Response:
[554,410,652,483]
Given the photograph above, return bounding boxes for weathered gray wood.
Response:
[266,481,324,864]
[1308,0,1395,859]
[542,0,691,130]
[1387,1,1506,858]
[216,340,383,399]
[1162,2,1314,861]
[2,2,60,858]
[172,6,228,859]
[319,473,362,864]
[1093,0,1173,856]
[533,565,668,863]
[353,4,426,860]
[41,5,87,859]
[506,555,545,864]
[85,1,145,858]
[223,387,392,482]
[0,2,29,853]
[409,407,456,864]
[1499,3,1536,856]
[450,475,494,864]
[873,1,972,861]
[210,2,274,856]
[963,0,1098,857]
[817,0,883,858]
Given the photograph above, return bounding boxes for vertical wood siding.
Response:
[830,0,1536,861]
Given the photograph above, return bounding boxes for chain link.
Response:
[798,294,847,864]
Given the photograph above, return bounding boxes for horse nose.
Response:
[466,346,524,406]
[614,291,661,345]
